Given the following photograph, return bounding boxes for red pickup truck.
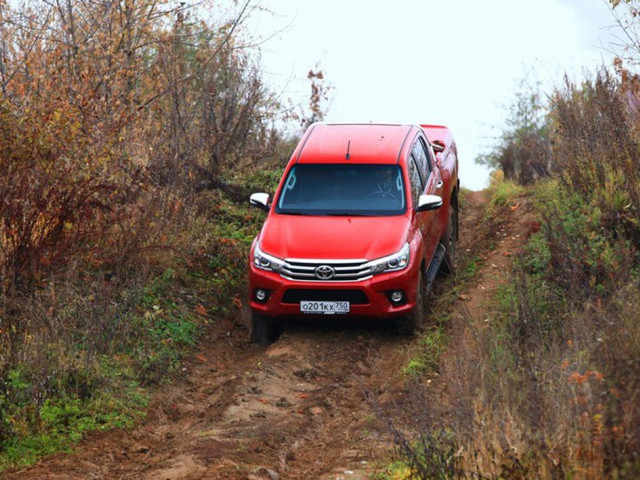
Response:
[248,123,459,344]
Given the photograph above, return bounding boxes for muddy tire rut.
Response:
[6,190,529,480]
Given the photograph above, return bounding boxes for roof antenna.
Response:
[345,140,351,160]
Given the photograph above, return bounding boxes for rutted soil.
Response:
[5,190,533,480]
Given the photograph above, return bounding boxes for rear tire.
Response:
[250,312,280,345]
[398,271,426,335]
[441,203,458,274]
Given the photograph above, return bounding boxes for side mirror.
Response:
[250,192,270,211]
[431,140,445,153]
[416,194,443,212]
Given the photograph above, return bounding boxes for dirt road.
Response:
[6,190,532,480]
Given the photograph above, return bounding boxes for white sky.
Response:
[248,1,618,190]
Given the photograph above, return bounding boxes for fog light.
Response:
[255,289,267,302]
[390,290,404,304]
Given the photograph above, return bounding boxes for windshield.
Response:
[276,164,406,216]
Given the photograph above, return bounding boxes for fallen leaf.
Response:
[195,304,209,316]
[232,297,243,309]
[509,202,521,211]
[196,354,207,363]
[297,393,310,399]
[457,294,470,301]
[568,372,589,385]
[589,370,604,381]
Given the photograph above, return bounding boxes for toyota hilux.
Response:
[248,123,459,344]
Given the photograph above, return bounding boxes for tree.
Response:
[476,75,551,185]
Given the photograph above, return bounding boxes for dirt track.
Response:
[6,190,532,480]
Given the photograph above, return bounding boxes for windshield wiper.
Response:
[278,210,381,217]
[323,212,374,217]
[277,210,309,215]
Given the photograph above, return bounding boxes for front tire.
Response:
[398,271,426,335]
[250,312,280,345]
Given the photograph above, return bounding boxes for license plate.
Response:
[300,301,350,315]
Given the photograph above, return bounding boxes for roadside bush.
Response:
[532,180,634,303]
[146,27,282,189]
[390,430,461,480]
[550,72,640,247]
[447,71,640,478]
[0,101,119,294]
[0,0,291,470]
[395,67,640,478]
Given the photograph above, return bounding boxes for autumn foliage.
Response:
[0,0,290,462]
[0,0,281,296]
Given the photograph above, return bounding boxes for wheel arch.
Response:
[450,185,459,208]
[420,257,427,275]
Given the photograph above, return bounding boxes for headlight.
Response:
[368,243,410,274]
[253,244,286,273]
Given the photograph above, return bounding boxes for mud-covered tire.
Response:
[441,203,458,275]
[397,271,426,335]
[250,312,280,345]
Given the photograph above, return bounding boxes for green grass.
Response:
[403,327,448,377]
[403,357,428,377]
[486,170,525,212]
[127,267,204,383]
[460,255,481,281]
[375,431,460,480]
[373,461,415,480]
[0,360,148,470]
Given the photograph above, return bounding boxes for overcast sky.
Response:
[248,1,618,190]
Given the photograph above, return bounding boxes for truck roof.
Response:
[295,123,415,165]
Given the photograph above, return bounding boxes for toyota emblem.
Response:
[314,265,336,280]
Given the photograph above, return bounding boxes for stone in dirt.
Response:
[177,403,197,415]
[276,397,292,407]
[249,467,280,480]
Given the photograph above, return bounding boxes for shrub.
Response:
[549,71,640,247]
[401,69,640,478]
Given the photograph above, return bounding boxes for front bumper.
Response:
[248,261,421,320]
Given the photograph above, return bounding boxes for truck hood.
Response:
[258,214,411,261]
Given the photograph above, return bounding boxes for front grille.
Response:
[282,289,369,305]
[281,258,372,282]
